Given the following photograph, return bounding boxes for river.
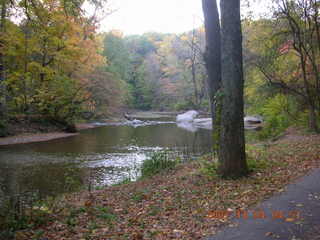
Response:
[0,118,213,202]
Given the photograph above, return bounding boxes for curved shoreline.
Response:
[0,123,99,146]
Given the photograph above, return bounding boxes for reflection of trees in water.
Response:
[0,163,139,205]
[0,171,7,208]
[0,124,213,205]
[89,166,137,187]
[0,162,90,204]
[171,128,212,159]
[0,166,21,208]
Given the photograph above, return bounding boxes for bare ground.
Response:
[0,122,99,146]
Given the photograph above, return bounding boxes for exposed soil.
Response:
[0,117,101,146]
[0,132,79,146]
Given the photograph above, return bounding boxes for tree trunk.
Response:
[202,0,221,123]
[191,60,199,106]
[190,29,200,106]
[0,0,7,117]
[218,0,248,178]
[309,105,319,133]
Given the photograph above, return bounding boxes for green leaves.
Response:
[2,0,116,122]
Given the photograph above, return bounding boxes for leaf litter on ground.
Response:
[13,131,320,240]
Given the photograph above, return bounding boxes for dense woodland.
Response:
[0,0,319,137]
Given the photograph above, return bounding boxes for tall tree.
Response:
[275,0,319,132]
[202,0,221,123]
[0,0,8,118]
[218,0,248,177]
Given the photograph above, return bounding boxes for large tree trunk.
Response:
[202,0,221,124]
[0,0,7,118]
[218,0,248,178]
[190,29,200,106]
[309,105,319,133]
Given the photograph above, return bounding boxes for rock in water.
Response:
[194,118,212,129]
[131,119,144,125]
[244,115,263,124]
[177,121,198,132]
[176,110,199,123]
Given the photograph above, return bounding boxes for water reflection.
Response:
[0,123,213,201]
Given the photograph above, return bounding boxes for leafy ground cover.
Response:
[8,130,320,240]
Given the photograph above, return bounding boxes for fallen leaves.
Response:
[285,218,295,222]
[15,132,320,240]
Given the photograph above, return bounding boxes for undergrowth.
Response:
[200,144,272,178]
[140,151,180,179]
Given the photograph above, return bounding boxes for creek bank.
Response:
[10,130,320,240]
[0,111,178,146]
[0,111,263,146]
[0,122,103,146]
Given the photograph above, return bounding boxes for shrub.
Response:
[199,158,219,179]
[140,151,178,179]
[246,144,270,171]
[173,101,194,111]
[249,94,297,140]
[0,119,9,137]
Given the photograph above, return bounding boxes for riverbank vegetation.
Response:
[0,0,319,140]
[0,0,123,136]
[1,130,319,239]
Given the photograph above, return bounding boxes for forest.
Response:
[0,0,319,138]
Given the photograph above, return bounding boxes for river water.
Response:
[0,120,213,201]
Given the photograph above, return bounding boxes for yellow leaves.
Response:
[285,217,295,222]
[110,29,124,38]
[84,200,93,208]
[242,190,252,195]
[180,35,188,42]
[14,231,34,240]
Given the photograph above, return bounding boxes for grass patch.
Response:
[130,191,147,202]
[199,157,219,179]
[246,144,271,171]
[140,151,179,179]
[96,207,117,224]
[0,119,9,137]
[199,145,271,178]
[112,177,132,187]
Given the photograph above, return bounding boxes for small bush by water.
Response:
[0,119,9,137]
[140,151,179,179]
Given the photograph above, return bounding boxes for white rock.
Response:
[131,119,144,124]
[177,121,198,132]
[194,118,212,130]
[176,110,199,123]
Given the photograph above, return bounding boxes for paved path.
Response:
[206,169,320,240]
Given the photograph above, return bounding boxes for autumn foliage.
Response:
[1,0,122,128]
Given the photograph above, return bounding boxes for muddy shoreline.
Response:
[0,123,100,146]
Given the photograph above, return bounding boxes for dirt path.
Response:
[206,168,320,240]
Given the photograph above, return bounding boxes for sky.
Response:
[99,0,270,35]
